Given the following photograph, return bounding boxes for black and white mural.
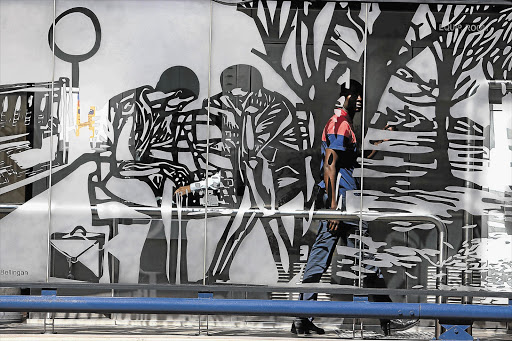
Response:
[0,1,510,298]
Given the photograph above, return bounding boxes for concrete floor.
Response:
[0,320,510,341]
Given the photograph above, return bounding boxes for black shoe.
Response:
[291,318,325,335]
[291,318,308,335]
[380,318,419,336]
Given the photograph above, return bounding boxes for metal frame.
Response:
[1,204,448,294]
[2,199,509,339]
[1,282,511,298]
[316,0,512,4]
[215,0,512,5]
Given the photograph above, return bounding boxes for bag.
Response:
[50,226,105,282]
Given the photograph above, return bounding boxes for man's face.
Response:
[344,93,363,114]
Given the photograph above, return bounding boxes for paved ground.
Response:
[0,321,511,341]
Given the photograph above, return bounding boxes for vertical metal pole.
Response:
[355,3,370,337]
[198,0,213,332]
[46,0,57,285]
[462,129,474,336]
[508,299,512,334]
[352,319,356,338]
[463,123,474,293]
[41,289,57,334]
[197,292,213,336]
[111,218,117,318]
[463,209,473,337]
[435,229,447,339]
[112,218,118,283]
[203,0,214,287]
[358,0,370,292]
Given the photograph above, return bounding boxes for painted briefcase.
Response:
[50,226,105,282]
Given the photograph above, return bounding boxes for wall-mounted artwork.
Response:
[0,1,510,300]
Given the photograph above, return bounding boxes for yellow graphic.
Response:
[76,106,96,138]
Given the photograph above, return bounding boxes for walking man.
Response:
[292,80,417,336]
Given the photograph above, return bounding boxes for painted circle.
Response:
[48,7,101,63]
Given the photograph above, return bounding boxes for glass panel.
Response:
[484,80,512,296]
[362,2,512,299]
[49,0,212,284]
[0,0,54,283]
[207,1,367,290]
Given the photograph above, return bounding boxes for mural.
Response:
[0,1,510,300]
[361,4,512,293]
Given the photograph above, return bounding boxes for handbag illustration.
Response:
[50,226,105,282]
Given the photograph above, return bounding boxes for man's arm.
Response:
[324,148,340,231]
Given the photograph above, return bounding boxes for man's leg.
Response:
[293,220,339,334]
[300,220,340,299]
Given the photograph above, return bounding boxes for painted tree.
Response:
[237,1,512,286]
[361,4,512,289]
[366,4,512,192]
[237,0,382,179]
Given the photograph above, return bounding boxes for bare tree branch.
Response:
[273,0,283,38]
[294,9,310,90]
[261,0,274,37]
[280,2,297,41]
[238,0,269,41]
[251,48,303,96]
[451,80,479,106]
[326,60,348,87]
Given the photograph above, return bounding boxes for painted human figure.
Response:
[89,66,207,283]
[104,66,204,200]
[175,64,308,282]
[292,80,417,336]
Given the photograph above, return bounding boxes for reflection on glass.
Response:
[362,4,512,294]
[0,0,55,283]
[0,80,69,200]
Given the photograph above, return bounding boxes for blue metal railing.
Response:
[0,294,511,322]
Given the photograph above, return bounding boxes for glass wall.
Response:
[361,3,512,300]
[0,0,510,302]
[0,0,54,282]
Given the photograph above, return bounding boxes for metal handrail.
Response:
[1,295,511,321]
[1,204,448,297]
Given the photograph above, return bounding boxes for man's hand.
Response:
[174,185,191,196]
[327,219,340,232]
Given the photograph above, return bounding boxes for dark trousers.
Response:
[300,219,390,301]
